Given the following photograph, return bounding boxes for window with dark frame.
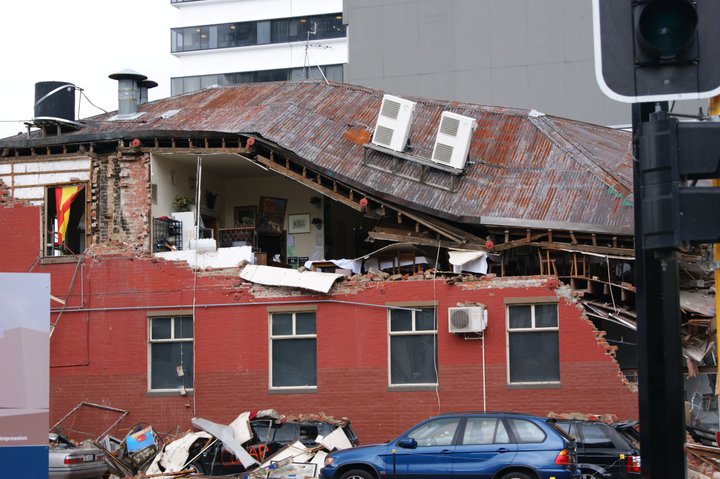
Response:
[171,64,344,95]
[171,13,346,53]
[148,315,194,391]
[270,312,317,389]
[507,302,560,384]
[389,307,437,386]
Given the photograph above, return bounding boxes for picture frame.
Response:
[257,196,287,234]
[234,205,256,227]
[288,213,311,234]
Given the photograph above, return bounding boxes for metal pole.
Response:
[632,102,686,479]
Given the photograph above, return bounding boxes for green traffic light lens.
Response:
[637,0,698,60]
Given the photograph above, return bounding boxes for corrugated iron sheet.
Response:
[0,81,635,233]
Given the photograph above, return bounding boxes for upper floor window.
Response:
[46,184,87,256]
[148,315,194,392]
[388,307,437,386]
[171,13,345,53]
[170,64,344,96]
[506,302,560,384]
[270,311,317,389]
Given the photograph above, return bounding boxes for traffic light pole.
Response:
[632,103,686,479]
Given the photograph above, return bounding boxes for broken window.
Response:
[389,307,438,386]
[270,312,317,389]
[148,315,194,391]
[45,184,87,256]
[507,302,560,384]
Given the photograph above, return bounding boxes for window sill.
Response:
[41,255,82,265]
[506,382,561,390]
[268,387,317,394]
[146,389,194,397]
[387,384,439,392]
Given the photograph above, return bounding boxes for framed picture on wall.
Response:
[234,205,256,227]
[288,213,310,234]
[257,197,287,234]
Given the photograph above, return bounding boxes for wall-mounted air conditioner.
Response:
[431,111,478,169]
[371,94,416,152]
[448,306,487,333]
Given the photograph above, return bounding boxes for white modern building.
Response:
[170,0,348,95]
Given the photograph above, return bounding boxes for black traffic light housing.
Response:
[638,112,720,250]
[593,0,720,103]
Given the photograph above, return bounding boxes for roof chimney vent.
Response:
[139,79,158,105]
[109,69,147,116]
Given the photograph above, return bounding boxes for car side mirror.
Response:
[397,438,418,449]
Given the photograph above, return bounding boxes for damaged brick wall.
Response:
[1,198,638,444]
[90,151,151,255]
[42,256,637,444]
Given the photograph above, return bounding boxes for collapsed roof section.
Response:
[0,80,634,236]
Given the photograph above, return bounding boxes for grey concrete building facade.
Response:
[342,0,704,127]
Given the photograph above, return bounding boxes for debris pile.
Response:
[103,409,355,478]
[687,442,720,478]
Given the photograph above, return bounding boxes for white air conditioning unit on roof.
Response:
[431,111,478,169]
[448,306,487,333]
[371,94,416,152]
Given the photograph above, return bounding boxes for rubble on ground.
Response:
[99,409,354,478]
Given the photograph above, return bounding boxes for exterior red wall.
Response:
[0,203,41,272]
[2,203,638,445]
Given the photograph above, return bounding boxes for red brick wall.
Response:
[0,199,637,444]
[41,254,637,444]
[0,203,41,272]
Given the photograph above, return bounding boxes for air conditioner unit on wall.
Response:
[371,94,416,152]
[431,111,478,169]
[448,306,487,334]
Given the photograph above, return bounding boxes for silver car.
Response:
[49,433,108,479]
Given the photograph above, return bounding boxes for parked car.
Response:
[549,419,640,479]
[320,411,579,479]
[49,433,108,479]
[186,416,359,476]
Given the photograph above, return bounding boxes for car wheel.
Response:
[580,471,600,479]
[339,469,375,479]
[186,461,205,474]
[499,472,533,479]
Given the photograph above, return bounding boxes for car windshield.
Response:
[251,420,273,442]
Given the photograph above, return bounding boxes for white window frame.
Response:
[147,314,194,393]
[269,310,317,391]
[387,306,438,387]
[505,300,560,386]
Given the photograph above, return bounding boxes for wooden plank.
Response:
[368,230,485,250]
[254,154,363,211]
[492,232,548,252]
[530,241,635,257]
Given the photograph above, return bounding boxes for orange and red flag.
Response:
[55,185,83,244]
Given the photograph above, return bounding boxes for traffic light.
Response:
[593,0,720,103]
[638,112,720,249]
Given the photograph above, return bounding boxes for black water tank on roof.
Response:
[34,81,75,121]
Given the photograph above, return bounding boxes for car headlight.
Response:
[324,456,335,467]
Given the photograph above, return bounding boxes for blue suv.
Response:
[320,412,579,479]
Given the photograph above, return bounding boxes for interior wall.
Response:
[151,155,197,218]
[222,174,325,262]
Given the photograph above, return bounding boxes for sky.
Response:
[0,0,179,138]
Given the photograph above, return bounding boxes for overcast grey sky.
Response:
[0,0,178,138]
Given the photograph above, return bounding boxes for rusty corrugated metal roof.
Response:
[0,81,634,234]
